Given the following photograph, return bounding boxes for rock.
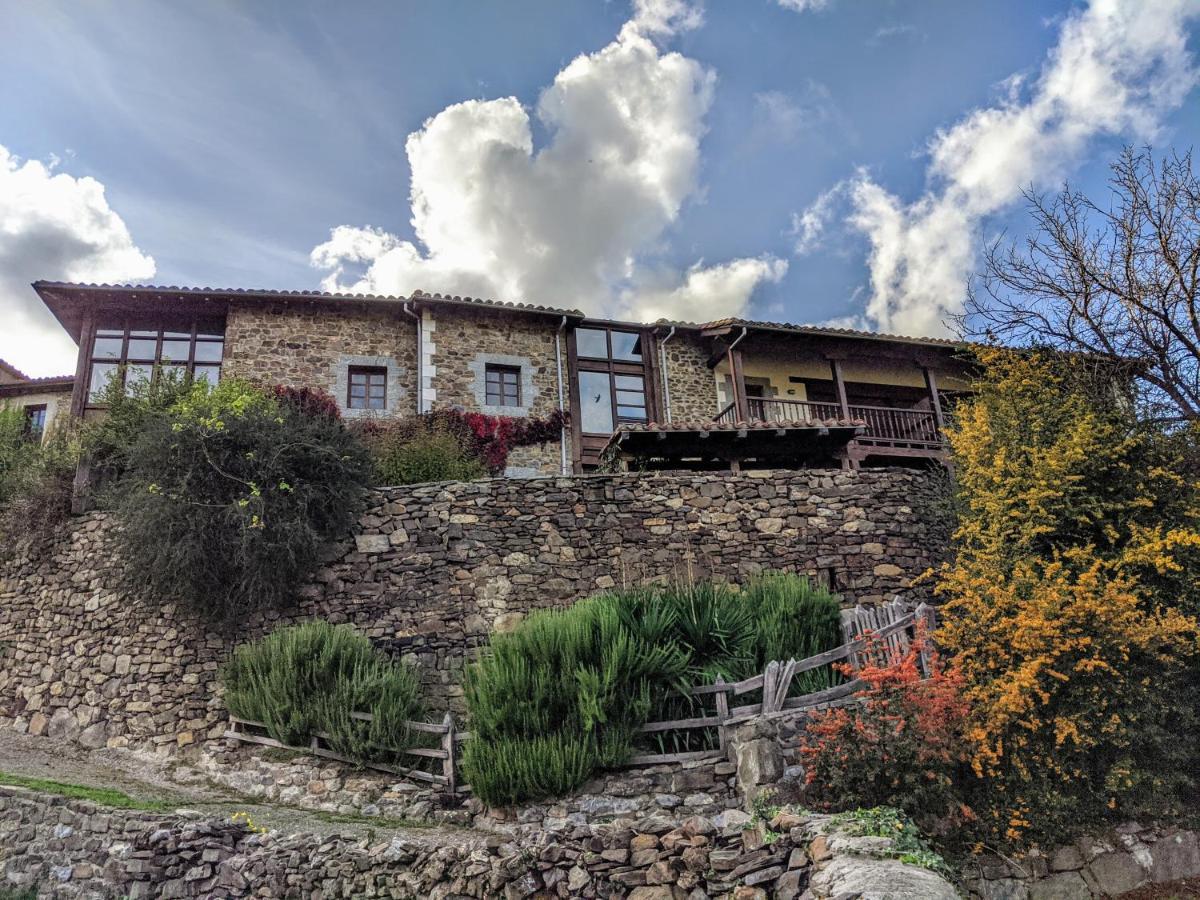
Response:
[734,739,784,794]
[46,708,80,741]
[1087,851,1146,895]
[628,887,684,900]
[774,868,807,900]
[977,879,1029,900]
[353,534,390,554]
[1149,831,1200,883]
[1049,847,1084,872]
[809,857,959,900]
[77,722,108,749]
[1029,872,1091,900]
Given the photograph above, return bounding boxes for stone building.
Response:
[0,358,73,443]
[29,281,977,474]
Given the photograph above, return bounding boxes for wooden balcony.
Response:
[714,396,944,449]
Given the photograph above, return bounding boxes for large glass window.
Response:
[573,325,651,434]
[87,319,225,402]
[579,371,615,433]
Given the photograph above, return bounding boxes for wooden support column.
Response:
[728,347,748,422]
[828,357,850,419]
[923,366,945,431]
[70,309,96,419]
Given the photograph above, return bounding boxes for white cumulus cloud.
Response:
[836,0,1200,338]
[776,0,833,12]
[0,145,155,375]
[311,0,784,324]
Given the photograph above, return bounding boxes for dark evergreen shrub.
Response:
[221,620,424,763]
[105,377,371,621]
[463,574,843,806]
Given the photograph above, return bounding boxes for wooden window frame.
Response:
[347,365,388,411]
[23,404,47,438]
[85,317,224,407]
[484,363,522,408]
[567,323,660,471]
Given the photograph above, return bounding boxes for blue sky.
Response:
[1,0,1198,375]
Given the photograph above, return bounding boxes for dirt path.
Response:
[0,729,480,844]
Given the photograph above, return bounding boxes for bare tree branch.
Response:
[962,147,1200,423]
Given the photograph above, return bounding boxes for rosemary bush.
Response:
[221,620,424,763]
[463,574,842,806]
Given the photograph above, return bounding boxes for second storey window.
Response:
[485,364,521,407]
[572,326,652,435]
[88,318,224,402]
[347,366,387,410]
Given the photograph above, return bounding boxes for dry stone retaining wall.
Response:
[0,786,961,899]
[0,468,950,752]
[964,822,1200,899]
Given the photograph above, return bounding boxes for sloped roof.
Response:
[0,359,28,381]
[669,316,969,350]
[30,281,966,351]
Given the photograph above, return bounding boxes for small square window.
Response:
[485,365,521,407]
[348,366,388,410]
[23,405,47,437]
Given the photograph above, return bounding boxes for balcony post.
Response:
[923,366,945,432]
[828,357,850,420]
[729,347,748,422]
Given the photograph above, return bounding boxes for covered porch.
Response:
[700,321,970,469]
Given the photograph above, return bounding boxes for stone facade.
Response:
[0,469,950,752]
[429,306,569,475]
[661,331,718,423]
[0,785,960,899]
[222,300,418,418]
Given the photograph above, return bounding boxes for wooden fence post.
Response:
[442,711,457,795]
[714,676,729,754]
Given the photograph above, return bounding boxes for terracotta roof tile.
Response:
[0,359,30,381]
[657,316,969,350]
[33,282,584,319]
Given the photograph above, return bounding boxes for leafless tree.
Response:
[966,148,1200,423]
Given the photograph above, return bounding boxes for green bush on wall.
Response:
[221,620,425,764]
[463,574,843,807]
[98,375,372,622]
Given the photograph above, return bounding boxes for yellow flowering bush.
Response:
[936,348,1200,844]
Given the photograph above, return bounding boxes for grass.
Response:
[0,771,174,812]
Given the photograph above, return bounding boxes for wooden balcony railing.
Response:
[711,397,943,446]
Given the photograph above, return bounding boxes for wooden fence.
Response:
[226,599,935,789]
[225,711,470,794]
[624,599,936,766]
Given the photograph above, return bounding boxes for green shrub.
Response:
[0,408,79,551]
[104,378,371,621]
[372,428,488,485]
[463,574,843,806]
[221,621,424,763]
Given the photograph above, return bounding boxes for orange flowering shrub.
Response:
[937,348,1200,845]
[799,631,972,835]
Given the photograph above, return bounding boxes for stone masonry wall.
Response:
[429,306,569,475]
[662,331,719,424]
[0,786,961,899]
[222,300,418,418]
[0,469,950,753]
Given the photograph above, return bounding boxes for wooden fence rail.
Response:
[226,599,936,786]
[622,599,935,767]
[224,710,470,793]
